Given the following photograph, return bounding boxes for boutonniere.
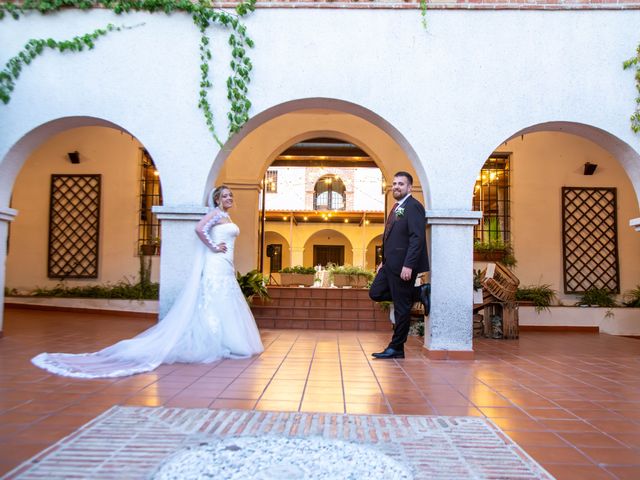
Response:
[395,207,405,217]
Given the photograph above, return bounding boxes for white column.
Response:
[153,205,208,318]
[291,247,304,266]
[0,207,18,336]
[424,209,482,359]
[352,247,366,268]
[631,217,640,232]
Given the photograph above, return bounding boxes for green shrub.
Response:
[516,284,557,313]
[236,270,271,304]
[576,287,616,307]
[409,320,425,337]
[473,239,508,253]
[623,285,640,307]
[473,240,517,267]
[31,280,159,300]
[377,300,392,312]
[328,264,374,282]
[280,265,316,274]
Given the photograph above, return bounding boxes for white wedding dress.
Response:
[31,222,264,378]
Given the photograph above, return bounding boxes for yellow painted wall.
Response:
[497,131,640,304]
[264,222,383,270]
[6,126,159,290]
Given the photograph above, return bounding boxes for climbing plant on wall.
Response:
[623,43,640,135]
[419,0,427,30]
[0,0,256,146]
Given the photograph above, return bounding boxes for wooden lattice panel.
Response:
[562,187,619,294]
[48,175,101,279]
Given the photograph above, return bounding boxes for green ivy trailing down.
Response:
[623,42,640,134]
[0,0,257,145]
[191,4,255,145]
[419,0,427,30]
[0,23,136,105]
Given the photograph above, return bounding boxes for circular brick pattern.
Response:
[153,436,413,479]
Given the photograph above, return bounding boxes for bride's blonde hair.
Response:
[208,185,231,209]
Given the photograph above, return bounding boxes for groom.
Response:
[369,171,429,359]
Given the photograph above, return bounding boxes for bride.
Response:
[31,185,264,378]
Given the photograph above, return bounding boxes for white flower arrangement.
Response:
[395,206,405,217]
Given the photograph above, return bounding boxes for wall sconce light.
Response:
[583,162,597,175]
[67,151,80,164]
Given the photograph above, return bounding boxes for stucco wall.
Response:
[2,9,639,207]
[1,8,640,336]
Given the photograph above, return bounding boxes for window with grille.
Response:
[562,187,620,294]
[138,149,163,255]
[314,175,346,210]
[473,154,510,245]
[265,170,278,193]
[48,174,101,278]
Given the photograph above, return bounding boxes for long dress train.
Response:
[31,222,263,378]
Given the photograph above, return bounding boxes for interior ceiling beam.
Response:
[265,210,384,225]
[271,158,377,168]
[272,137,375,167]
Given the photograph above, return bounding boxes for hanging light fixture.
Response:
[583,162,598,175]
[67,151,80,164]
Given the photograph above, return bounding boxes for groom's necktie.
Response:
[384,203,399,240]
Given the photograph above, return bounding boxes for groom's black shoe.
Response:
[420,283,431,317]
[372,347,405,359]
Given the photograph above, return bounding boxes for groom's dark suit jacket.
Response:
[382,195,429,275]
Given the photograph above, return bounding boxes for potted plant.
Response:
[516,284,557,313]
[236,270,271,304]
[279,266,316,287]
[576,287,616,307]
[140,237,160,256]
[623,285,640,307]
[329,265,374,288]
[473,240,516,267]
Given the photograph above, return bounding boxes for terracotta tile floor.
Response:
[1,307,640,479]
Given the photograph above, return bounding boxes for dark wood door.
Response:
[313,245,344,267]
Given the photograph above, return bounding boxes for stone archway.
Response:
[206,98,430,278]
[302,229,354,267]
[475,122,640,311]
[0,116,160,334]
[507,122,640,205]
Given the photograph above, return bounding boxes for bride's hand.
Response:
[213,242,227,253]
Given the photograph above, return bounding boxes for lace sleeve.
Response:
[197,210,229,251]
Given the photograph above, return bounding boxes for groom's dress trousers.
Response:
[369,195,429,350]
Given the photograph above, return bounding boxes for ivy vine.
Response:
[419,0,427,30]
[623,42,640,134]
[0,24,136,105]
[0,0,257,146]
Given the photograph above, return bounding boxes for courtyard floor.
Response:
[1,307,639,479]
